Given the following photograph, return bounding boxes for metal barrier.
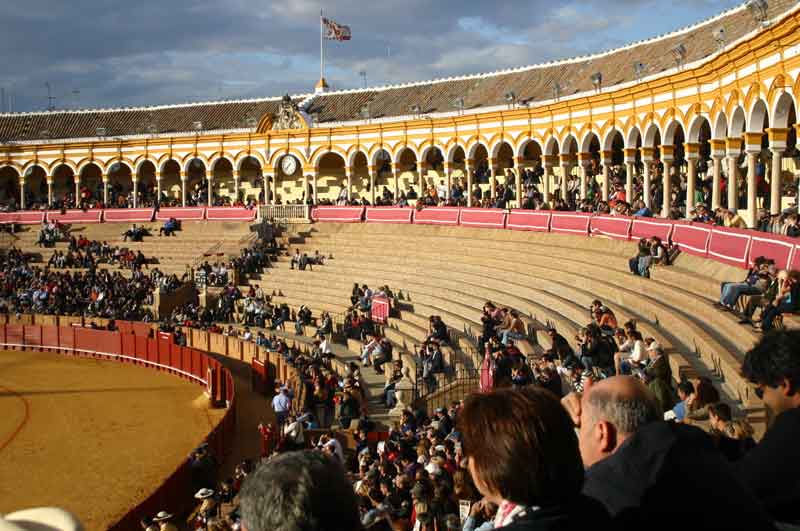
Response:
[259,204,310,223]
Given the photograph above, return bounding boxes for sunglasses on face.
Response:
[754,385,764,400]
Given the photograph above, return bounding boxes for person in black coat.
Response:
[738,331,800,525]
[563,376,776,531]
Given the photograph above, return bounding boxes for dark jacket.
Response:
[501,495,609,531]
[583,421,776,530]
[735,407,800,524]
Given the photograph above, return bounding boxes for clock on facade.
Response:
[280,155,298,175]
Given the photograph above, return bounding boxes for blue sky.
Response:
[0,0,742,112]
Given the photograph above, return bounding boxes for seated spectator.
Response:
[459,386,609,529]
[758,270,799,332]
[426,315,450,344]
[564,376,776,529]
[707,402,756,461]
[643,342,675,412]
[716,257,771,312]
[664,380,695,422]
[298,253,313,271]
[158,217,180,237]
[738,331,800,524]
[240,451,361,531]
[289,248,301,270]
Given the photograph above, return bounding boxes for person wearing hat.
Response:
[152,511,177,531]
[0,508,83,531]
[643,342,675,412]
[194,488,218,529]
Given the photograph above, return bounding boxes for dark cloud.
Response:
[0,0,741,112]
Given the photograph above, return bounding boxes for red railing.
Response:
[0,206,256,225]
[0,315,236,531]
[309,206,800,271]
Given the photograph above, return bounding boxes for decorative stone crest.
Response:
[272,94,303,131]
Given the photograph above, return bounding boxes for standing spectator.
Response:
[272,387,292,427]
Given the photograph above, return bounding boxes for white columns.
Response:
[312,173,318,205]
[393,163,401,203]
[445,164,453,202]
[102,176,109,206]
[685,157,697,220]
[726,138,743,211]
[156,173,162,203]
[746,149,759,228]
[74,175,81,205]
[625,163,635,203]
[232,171,240,204]
[47,179,53,207]
[542,160,554,206]
[767,129,789,216]
[579,165,589,200]
[466,161,474,207]
[207,175,213,206]
[771,149,783,215]
[19,179,25,210]
[711,156,723,210]
[345,167,353,202]
[181,173,187,207]
[368,166,376,205]
[132,178,138,208]
[302,173,309,205]
[601,151,611,202]
[660,145,675,218]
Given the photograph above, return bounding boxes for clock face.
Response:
[281,155,298,176]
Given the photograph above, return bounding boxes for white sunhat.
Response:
[152,511,173,522]
[0,508,83,531]
[194,488,215,500]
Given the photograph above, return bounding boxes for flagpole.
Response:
[320,9,324,82]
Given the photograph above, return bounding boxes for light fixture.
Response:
[96,127,107,137]
[192,121,203,131]
[590,72,603,91]
[746,0,769,26]
[671,43,688,69]
[633,62,646,81]
[504,91,516,104]
[712,27,726,51]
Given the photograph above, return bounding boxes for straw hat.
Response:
[152,512,173,522]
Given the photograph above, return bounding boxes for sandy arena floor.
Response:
[0,350,225,530]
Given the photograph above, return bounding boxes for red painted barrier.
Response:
[413,207,460,226]
[155,207,205,221]
[103,208,155,223]
[47,209,103,224]
[708,227,752,268]
[631,217,675,242]
[507,210,551,232]
[748,233,797,270]
[590,215,632,241]
[364,206,414,224]
[550,212,592,235]
[792,244,800,272]
[459,208,506,229]
[0,211,46,224]
[671,222,712,257]
[206,207,257,221]
[310,206,364,223]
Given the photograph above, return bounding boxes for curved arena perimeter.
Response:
[2,1,800,530]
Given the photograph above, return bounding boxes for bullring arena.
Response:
[1,1,800,530]
[0,349,224,530]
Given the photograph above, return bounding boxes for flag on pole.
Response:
[322,17,352,41]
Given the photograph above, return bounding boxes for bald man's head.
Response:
[578,376,661,468]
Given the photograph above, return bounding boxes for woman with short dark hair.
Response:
[458,386,608,530]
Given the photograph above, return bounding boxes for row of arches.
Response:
[1,94,798,223]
